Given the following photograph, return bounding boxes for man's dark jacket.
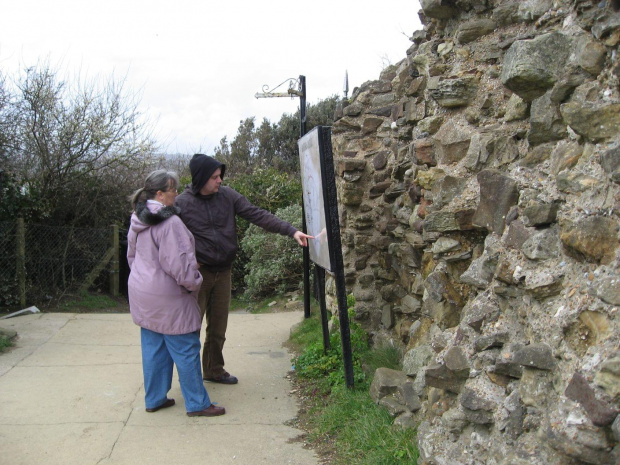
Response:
[174,186,298,272]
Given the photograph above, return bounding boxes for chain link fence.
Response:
[0,220,127,311]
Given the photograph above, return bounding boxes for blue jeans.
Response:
[141,328,211,413]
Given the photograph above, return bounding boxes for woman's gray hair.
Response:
[129,170,179,209]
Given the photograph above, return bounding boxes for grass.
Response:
[0,334,13,352]
[289,305,418,465]
[58,291,121,312]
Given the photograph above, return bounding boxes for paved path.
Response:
[0,311,319,465]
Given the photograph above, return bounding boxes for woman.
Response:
[127,169,225,417]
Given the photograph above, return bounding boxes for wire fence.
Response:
[0,220,127,311]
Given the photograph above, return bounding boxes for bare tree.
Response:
[3,62,159,226]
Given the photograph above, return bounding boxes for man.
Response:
[175,154,312,384]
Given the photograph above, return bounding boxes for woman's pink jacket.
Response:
[127,201,203,335]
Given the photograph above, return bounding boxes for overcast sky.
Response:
[1,1,422,154]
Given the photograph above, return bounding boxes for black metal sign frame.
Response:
[298,126,354,388]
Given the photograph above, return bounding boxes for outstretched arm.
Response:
[294,230,314,247]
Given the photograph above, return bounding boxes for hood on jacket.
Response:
[189,153,226,195]
[130,202,180,234]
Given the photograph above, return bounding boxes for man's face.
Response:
[199,168,222,195]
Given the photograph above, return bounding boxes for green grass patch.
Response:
[310,385,418,465]
[58,291,119,312]
[290,296,418,464]
[0,334,14,352]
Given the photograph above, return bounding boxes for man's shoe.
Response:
[146,398,175,412]
[187,404,226,417]
[204,372,238,384]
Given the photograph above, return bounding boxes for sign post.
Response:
[255,76,311,319]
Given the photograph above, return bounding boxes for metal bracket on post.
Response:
[255,77,304,99]
[255,75,311,319]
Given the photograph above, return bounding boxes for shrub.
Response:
[241,204,305,299]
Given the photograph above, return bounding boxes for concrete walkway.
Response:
[0,311,319,465]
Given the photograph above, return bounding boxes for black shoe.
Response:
[204,372,238,384]
[146,398,175,412]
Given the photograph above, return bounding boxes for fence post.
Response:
[16,218,26,308]
[109,224,119,297]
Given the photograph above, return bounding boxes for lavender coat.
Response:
[127,201,203,335]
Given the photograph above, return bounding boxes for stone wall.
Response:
[327,1,620,464]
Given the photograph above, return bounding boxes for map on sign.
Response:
[298,128,332,271]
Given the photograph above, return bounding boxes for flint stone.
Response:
[352,213,374,229]
[465,132,519,171]
[560,101,620,142]
[560,216,619,263]
[462,298,500,333]
[528,93,567,145]
[524,272,564,300]
[513,343,555,370]
[431,237,460,254]
[342,103,363,117]
[424,209,475,232]
[595,356,620,399]
[460,235,499,289]
[378,396,407,416]
[372,151,389,170]
[504,93,529,121]
[565,372,619,427]
[494,343,525,378]
[420,0,458,19]
[431,175,466,210]
[474,332,509,352]
[520,142,554,167]
[370,367,409,402]
[501,32,572,102]
[362,116,385,135]
[519,367,553,408]
[546,413,617,465]
[592,276,620,306]
[472,170,519,234]
[521,227,559,260]
[371,367,421,414]
[412,138,436,166]
[574,34,607,76]
[428,76,478,108]
[502,390,525,438]
[394,411,417,429]
[444,346,470,378]
[433,122,473,164]
[441,407,468,434]
[404,99,426,123]
[332,116,361,133]
[417,115,443,134]
[600,145,620,183]
[504,220,531,249]
[456,19,496,44]
[403,344,434,377]
[369,180,392,198]
[460,388,496,424]
[522,203,559,227]
[556,170,603,194]
[425,363,467,393]
[336,158,366,177]
[401,295,422,314]
[341,183,364,206]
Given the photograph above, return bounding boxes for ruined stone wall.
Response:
[327,1,620,463]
